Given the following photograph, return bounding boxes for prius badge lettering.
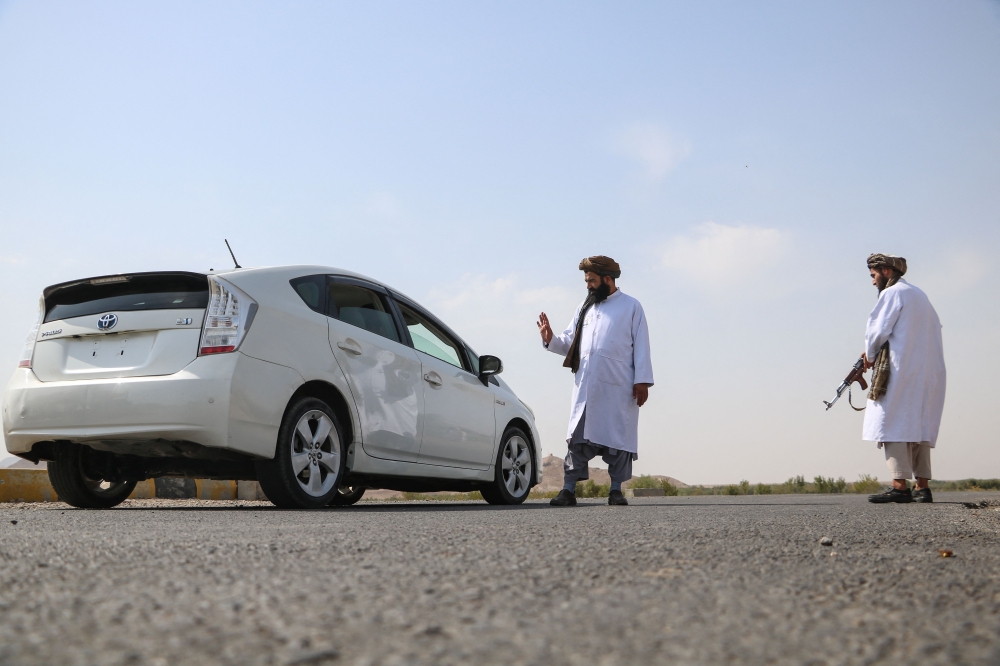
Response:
[97,313,118,331]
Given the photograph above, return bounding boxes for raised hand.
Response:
[537,312,553,345]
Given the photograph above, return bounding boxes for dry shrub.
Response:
[576,480,610,498]
[630,475,661,489]
[850,475,883,494]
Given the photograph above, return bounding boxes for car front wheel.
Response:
[480,427,533,505]
[257,397,345,509]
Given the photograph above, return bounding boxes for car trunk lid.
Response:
[32,272,209,382]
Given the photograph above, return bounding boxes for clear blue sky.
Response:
[1,1,998,483]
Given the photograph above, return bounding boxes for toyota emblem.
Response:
[97,313,118,331]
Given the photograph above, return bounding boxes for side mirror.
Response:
[478,355,503,385]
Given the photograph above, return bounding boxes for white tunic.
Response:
[862,279,946,447]
[544,290,654,454]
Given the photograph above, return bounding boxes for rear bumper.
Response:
[3,355,241,457]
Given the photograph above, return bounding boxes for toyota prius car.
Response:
[2,267,540,508]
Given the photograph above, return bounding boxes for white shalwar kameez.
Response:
[863,279,946,455]
[544,290,654,456]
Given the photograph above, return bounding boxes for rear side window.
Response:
[327,282,400,344]
[289,275,326,314]
[44,273,209,323]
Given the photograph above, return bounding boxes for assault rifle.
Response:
[823,356,868,411]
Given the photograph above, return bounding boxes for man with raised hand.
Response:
[537,256,654,507]
[863,253,946,504]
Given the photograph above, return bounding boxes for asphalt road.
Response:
[1,493,999,666]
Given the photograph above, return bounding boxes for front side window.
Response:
[327,281,400,343]
[465,346,480,374]
[395,301,464,369]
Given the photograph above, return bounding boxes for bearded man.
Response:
[863,254,946,504]
[537,256,654,507]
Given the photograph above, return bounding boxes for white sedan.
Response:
[2,266,540,508]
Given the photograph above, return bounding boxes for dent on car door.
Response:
[393,299,496,469]
[323,278,424,463]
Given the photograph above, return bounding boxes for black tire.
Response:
[47,443,137,509]
[480,427,534,505]
[257,397,346,509]
[329,484,366,506]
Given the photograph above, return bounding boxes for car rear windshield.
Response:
[44,273,210,323]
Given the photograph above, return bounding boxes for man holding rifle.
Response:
[862,254,946,504]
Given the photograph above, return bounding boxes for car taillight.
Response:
[18,297,44,369]
[198,277,257,356]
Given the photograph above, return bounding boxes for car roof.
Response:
[215,264,423,306]
[41,264,504,385]
[44,264,415,301]
[221,265,474,352]
[42,264,477,355]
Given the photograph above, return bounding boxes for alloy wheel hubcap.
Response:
[290,410,341,497]
[500,436,531,497]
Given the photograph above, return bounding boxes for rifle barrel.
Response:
[824,381,849,410]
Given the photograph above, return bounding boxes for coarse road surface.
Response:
[2,493,999,666]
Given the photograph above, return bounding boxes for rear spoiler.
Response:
[43,271,208,299]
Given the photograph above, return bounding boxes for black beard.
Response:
[588,281,612,303]
[874,271,898,293]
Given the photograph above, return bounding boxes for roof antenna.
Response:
[225,239,242,269]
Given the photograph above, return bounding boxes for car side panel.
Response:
[491,380,543,485]
[228,354,304,458]
[328,318,425,463]
[348,451,495,482]
[415,351,495,469]
[225,272,363,450]
[229,272,333,374]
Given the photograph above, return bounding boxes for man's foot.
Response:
[868,487,913,503]
[608,489,628,506]
[550,489,577,507]
[912,488,933,503]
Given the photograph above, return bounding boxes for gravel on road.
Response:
[1,493,999,666]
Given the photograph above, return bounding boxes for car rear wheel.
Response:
[329,484,366,506]
[47,443,137,509]
[257,397,345,509]
[480,427,533,505]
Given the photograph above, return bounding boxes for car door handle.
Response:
[423,373,442,387]
[337,340,362,355]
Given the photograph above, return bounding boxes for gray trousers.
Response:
[563,410,635,485]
